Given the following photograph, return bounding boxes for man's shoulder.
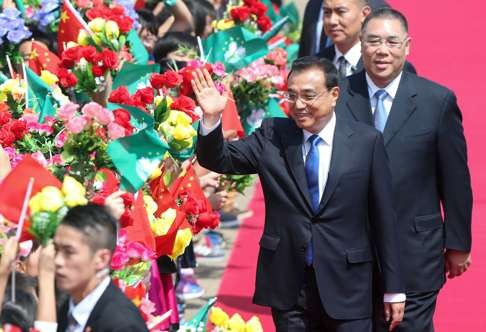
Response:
[405,73,455,99]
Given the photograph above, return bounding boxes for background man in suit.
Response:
[54,204,148,332]
[193,57,405,331]
[337,8,473,331]
[299,0,389,57]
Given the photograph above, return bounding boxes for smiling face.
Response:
[361,17,410,87]
[287,67,339,133]
[323,0,371,54]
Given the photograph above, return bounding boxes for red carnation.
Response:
[58,68,78,88]
[113,109,131,125]
[150,71,183,89]
[0,110,12,126]
[149,73,165,89]
[249,2,267,17]
[114,16,133,33]
[92,65,105,77]
[170,96,198,121]
[194,211,220,233]
[243,0,257,6]
[0,128,16,147]
[133,87,154,105]
[257,15,272,32]
[230,6,251,22]
[101,49,119,70]
[61,46,80,68]
[109,87,131,104]
[10,120,27,140]
[80,46,98,63]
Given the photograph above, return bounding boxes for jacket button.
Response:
[301,246,306,252]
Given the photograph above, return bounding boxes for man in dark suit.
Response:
[337,8,473,331]
[192,57,405,331]
[318,0,415,77]
[54,204,148,332]
[299,0,389,57]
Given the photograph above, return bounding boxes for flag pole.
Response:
[11,177,35,303]
[197,36,205,62]
[22,60,29,111]
[5,55,15,79]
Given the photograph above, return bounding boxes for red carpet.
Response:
[217,1,486,330]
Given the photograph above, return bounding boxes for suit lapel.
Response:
[84,282,113,329]
[318,118,354,212]
[346,71,373,124]
[281,122,313,213]
[383,72,417,146]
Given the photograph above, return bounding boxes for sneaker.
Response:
[218,211,241,228]
[194,233,225,261]
[204,230,225,248]
[176,275,205,301]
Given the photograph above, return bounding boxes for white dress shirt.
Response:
[366,71,403,116]
[333,42,362,77]
[199,115,405,303]
[302,113,335,200]
[66,276,111,332]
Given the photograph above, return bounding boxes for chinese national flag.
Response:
[222,90,245,138]
[170,164,208,204]
[125,191,156,251]
[58,0,89,55]
[154,207,188,257]
[28,41,61,75]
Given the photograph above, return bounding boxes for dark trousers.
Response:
[374,291,439,332]
[272,266,372,332]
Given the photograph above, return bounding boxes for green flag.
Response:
[203,26,268,73]
[14,0,26,16]
[266,97,286,118]
[107,128,169,192]
[285,43,300,64]
[127,30,149,65]
[262,16,289,42]
[260,0,282,23]
[0,71,8,83]
[181,297,217,330]
[25,67,56,122]
[280,2,300,26]
[112,62,159,94]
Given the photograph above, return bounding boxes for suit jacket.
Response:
[318,45,417,75]
[337,71,473,292]
[298,0,390,57]
[57,282,149,332]
[197,116,402,320]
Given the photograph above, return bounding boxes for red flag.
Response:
[222,90,245,138]
[0,156,61,236]
[170,164,207,202]
[125,191,156,252]
[154,207,188,257]
[58,0,91,55]
[28,41,61,75]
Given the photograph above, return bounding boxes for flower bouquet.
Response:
[209,307,263,332]
[25,0,60,33]
[213,0,272,34]
[0,8,32,66]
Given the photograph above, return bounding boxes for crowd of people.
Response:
[0,0,474,331]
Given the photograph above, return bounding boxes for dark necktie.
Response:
[337,56,348,79]
[304,135,322,265]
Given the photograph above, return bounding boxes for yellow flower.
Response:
[38,187,64,212]
[228,313,246,332]
[77,29,90,46]
[40,70,58,86]
[209,307,229,328]
[148,167,162,181]
[29,193,43,214]
[143,195,158,217]
[66,41,78,49]
[104,20,120,39]
[88,18,106,33]
[62,176,88,208]
[169,228,192,260]
[154,95,173,108]
[151,208,177,236]
[172,124,196,141]
[245,316,263,332]
[92,34,103,45]
[212,19,235,31]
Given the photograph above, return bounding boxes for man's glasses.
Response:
[283,90,328,104]
[362,36,408,49]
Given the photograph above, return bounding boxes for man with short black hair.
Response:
[338,7,473,331]
[54,204,148,332]
[193,56,404,331]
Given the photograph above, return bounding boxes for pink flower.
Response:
[50,154,63,165]
[66,116,88,134]
[213,62,226,76]
[111,250,129,270]
[58,102,79,122]
[75,0,92,8]
[27,122,54,135]
[82,102,114,125]
[126,241,155,261]
[55,131,68,148]
[31,152,48,167]
[107,122,126,140]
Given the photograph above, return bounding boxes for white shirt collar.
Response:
[302,111,336,146]
[365,71,403,100]
[334,42,362,69]
[68,276,111,330]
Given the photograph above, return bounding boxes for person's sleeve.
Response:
[437,91,473,252]
[34,321,58,332]
[199,115,222,136]
[384,293,406,303]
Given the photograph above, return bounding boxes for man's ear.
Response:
[362,5,371,20]
[93,249,112,271]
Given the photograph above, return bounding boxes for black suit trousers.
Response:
[272,266,372,332]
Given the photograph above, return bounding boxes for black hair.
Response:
[153,31,198,63]
[184,0,216,36]
[288,56,339,90]
[362,7,408,34]
[0,289,37,332]
[60,204,117,253]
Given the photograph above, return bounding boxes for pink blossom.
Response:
[54,131,68,148]
[187,60,205,68]
[50,154,64,165]
[82,102,114,125]
[213,62,226,76]
[118,229,128,244]
[4,147,23,168]
[111,250,129,270]
[140,297,156,317]
[75,0,92,8]
[126,241,155,261]
[107,122,126,140]
[58,102,79,122]
[215,82,226,95]
[66,116,88,134]
[31,152,48,167]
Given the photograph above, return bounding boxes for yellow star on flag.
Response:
[60,10,69,23]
